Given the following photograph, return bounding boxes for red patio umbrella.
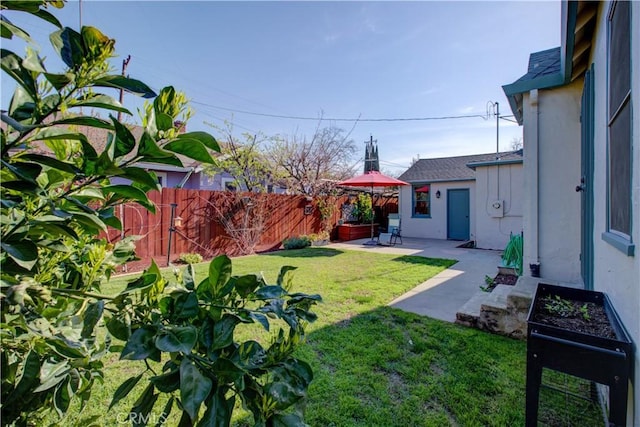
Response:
[337,171,409,245]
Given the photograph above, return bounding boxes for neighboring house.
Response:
[397,151,523,250]
[503,1,638,423]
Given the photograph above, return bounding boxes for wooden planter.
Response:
[525,283,633,427]
[337,223,378,241]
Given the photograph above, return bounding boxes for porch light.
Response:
[436,190,441,199]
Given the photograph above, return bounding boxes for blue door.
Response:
[580,65,595,290]
[447,189,470,240]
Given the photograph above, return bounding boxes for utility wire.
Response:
[191,100,488,123]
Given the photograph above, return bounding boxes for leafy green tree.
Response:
[1,2,319,426]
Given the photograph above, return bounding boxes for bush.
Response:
[178,252,204,264]
[283,236,312,250]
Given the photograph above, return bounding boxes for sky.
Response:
[1,1,561,176]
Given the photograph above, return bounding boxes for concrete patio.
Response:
[326,237,503,323]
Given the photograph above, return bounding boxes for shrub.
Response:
[283,236,311,250]
[178,252,204,264]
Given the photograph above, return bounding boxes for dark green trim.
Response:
[502,73,566,97]
[466,159,523,170]
[563,1,580,82]
[601,232,635,256]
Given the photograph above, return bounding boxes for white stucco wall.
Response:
[399,181,474,240]
[521,82,583,283]
[588,4,640,424]
[474,163,524,250]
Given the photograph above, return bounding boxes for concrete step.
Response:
[455,290,492,328]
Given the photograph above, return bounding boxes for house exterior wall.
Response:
[474,163,524,250]
[588,4,639,423]
[400,181,475,240]
[521,82,583,283]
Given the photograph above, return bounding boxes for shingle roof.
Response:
[512,47,561,86]
[398,150,523,183]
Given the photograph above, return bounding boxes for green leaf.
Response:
[264,382,300,410]
[233,341,267,370]
[121,327,158,361]
[211,314,240,351]
[70,93,130,114]
[174,292,199,319]
[178,131,220,152]
[155,112,173,132]
[93,75,156,98]
[180,358,212,421]
[2,159,42,183]
[53,377,71,416]
[164,139,214,164]
[130,383,159,427]
[102,185,156,213]
[22,153,80,175]
[249,312,270,331]
[1,16,33,42]
[50,27,84,69]
[150,369,180,393]
[277,266,298,288]
[31,7,63,29]
[120,273,158,295]
[198,391,235,427]
[51,116,113,130]
[22,47,45,73]
[234,274,260,298]
[109,374,143,410]
[208,255,232,297]
[110,117,136,158]
[5,350,40,406]
[81,300,104,339]
[69,211,107,233]
[156,396,175,427]
[28,126,90,145]
[1,240,38,270]
[106,315,130,341]
[45,337,86,359]
[35,360,69,392]
[44,72,73,91]
[120,167,161,191]
[254,286,287,300]
[155,326,197,354]
[1,49,37,99]
[212,358,245,384]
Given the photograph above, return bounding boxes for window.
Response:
[155,172,167,188]
[221,177,236,192]
[412,184,431,217]
[604,1,634,255]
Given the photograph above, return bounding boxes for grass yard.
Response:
[48,248,603,426]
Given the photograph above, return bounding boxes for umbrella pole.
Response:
[364,187,377,246]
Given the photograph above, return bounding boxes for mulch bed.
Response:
[532,296,617,339]
[493,273,518,286]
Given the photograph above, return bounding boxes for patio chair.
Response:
[378,214,402,246]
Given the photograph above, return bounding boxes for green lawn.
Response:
[51,248,603,426]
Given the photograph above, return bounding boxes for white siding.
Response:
[521,82,583,283]
[474,163,524,250]
[400,181,474,240]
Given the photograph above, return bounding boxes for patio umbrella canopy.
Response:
[337,171,409,245]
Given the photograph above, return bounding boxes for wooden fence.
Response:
[105,188,398,267]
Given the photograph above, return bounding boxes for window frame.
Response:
[602,0,634,256]
[411,183,432,218]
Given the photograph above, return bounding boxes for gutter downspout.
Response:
[529,89,541,277]
[177,167,196,189]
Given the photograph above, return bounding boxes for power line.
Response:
[191,100,488,123]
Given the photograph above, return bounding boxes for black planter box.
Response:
[525,283,633,427]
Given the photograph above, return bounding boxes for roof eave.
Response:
[502,72,565,124]
[466,159,523,170]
